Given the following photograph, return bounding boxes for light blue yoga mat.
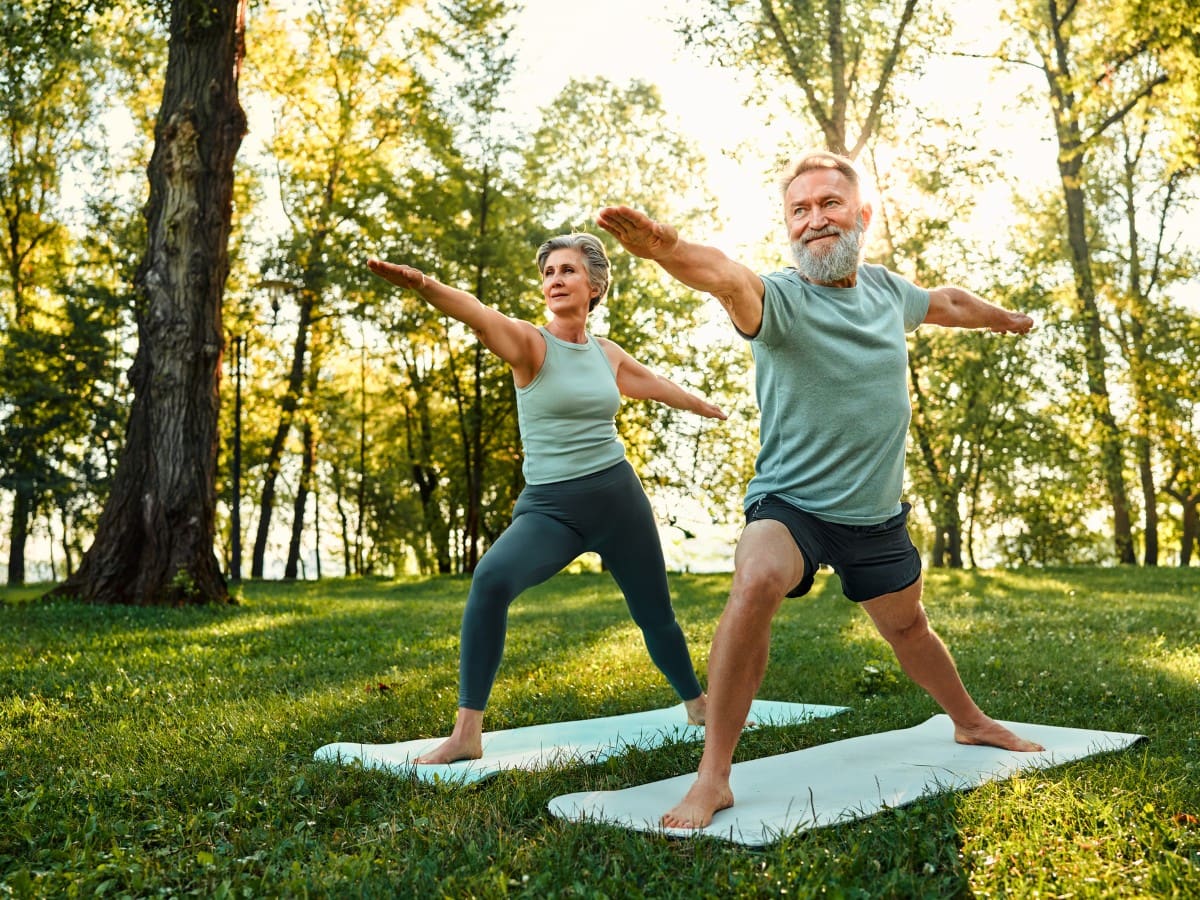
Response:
[548,714,1145,846]
[313,699,846,784]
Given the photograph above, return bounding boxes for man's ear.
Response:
[859,201,873,232]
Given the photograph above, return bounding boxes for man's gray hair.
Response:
[536,233,610,311]
[778,150,862,198]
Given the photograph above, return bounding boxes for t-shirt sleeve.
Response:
[872,266,930,331]
[750,270,800,346]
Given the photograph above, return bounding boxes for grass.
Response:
[2,567,1199,898]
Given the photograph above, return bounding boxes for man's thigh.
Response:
[732,518,808,601]
[859,575,926,637]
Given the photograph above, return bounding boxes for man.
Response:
[596,150,1044,830]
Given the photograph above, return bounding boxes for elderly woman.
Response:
[367,233,725,764]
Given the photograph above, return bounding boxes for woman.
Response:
[367,232,726,764]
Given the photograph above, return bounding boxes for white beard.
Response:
[790,216,865,284]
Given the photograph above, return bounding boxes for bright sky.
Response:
[505,0,1061,260]
[507,0,788,255]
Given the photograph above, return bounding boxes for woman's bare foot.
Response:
[413,734,482,764]
[684,693,707,725]
[661,774,734,829]
[955,716,1044,752]
[413,707,484,764]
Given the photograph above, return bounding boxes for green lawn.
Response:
[3,568,1198,897]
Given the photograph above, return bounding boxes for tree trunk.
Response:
[402,358,451,574]
[251,290,313,577]
[1183,499,1197,567]
[1169,489,1199,566]
[1039,7,1137,563]
[7,481,31,585]
[284,417,316,579]
[46,0,246,605]
[1137,440,1158,566]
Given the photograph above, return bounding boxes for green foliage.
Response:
[2,569,1199,895]
[675,0,952,157]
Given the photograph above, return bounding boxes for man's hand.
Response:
[926,286,1035,334]
[991,311,1034,335]
[596,206,679,261]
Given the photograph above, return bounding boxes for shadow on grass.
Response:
[4,569,1199,897]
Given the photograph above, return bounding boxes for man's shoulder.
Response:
[762,266,804,284]
[761,267,810,299]
[857,262,903,284]
[858,263,924,296]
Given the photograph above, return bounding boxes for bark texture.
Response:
[48,0,247,605]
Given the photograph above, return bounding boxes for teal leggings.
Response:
[457,460,703,710]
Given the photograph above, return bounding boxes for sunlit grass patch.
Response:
[2,568,1199,896]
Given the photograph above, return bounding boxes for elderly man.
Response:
[597,149,1043,830]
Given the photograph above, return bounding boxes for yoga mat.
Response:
[548,714,1145,846]
[313,699,846,785]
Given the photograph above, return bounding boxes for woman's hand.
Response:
[367,258,427,291]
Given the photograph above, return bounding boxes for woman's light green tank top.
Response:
[515,327,626,485]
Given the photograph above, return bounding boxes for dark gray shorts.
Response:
[745,495,922,602]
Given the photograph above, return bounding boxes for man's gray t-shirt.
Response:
[742,264,930,525]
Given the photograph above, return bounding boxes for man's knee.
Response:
[728,564,790,618]
[873,604,931,646]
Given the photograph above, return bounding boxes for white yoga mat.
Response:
[548,714,1145,846]
[314,699,846,785]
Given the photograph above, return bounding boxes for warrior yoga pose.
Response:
[367,233,726,763]
[598,150,1045,828]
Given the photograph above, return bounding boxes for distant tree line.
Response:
[1,0,1196,601]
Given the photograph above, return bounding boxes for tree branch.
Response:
[850,0,918,159]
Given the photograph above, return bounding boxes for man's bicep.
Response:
[920,286,952,327]
[719,272,767,337]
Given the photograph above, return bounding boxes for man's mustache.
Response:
[803,226,843,243]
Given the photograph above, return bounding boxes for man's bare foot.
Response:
[955,717,1044,752]
[684,694,707,726]
[661,775,734,829]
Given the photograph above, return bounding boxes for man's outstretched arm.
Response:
[925,286,1034,334]
[597,205,766,336]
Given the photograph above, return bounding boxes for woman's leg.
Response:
[593,465,704,712]
[415,510,583,764]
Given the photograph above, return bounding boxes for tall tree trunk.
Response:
[284,417,316,579]
[1058,163,1135,563]
[1166,488,1199,566]
[1183,499,1198,567]
[403,354,450,574]
[251,290,313,577]
[47,0,246,605]
[331,464,352,575]
[1039,5,1136,563]
[1136,439,1158,566]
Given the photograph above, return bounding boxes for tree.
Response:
[1004,0,1200,563]
[363,0,534,574]
[676,0,940,159]
[240,0,421,578]
[48,0,247,604]
[0,1,106,583]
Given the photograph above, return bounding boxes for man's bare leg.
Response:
[662,522,803,829]
[861,577,1044,752]
[413,707,484,764]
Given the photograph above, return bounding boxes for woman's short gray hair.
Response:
[535,233,611,311]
